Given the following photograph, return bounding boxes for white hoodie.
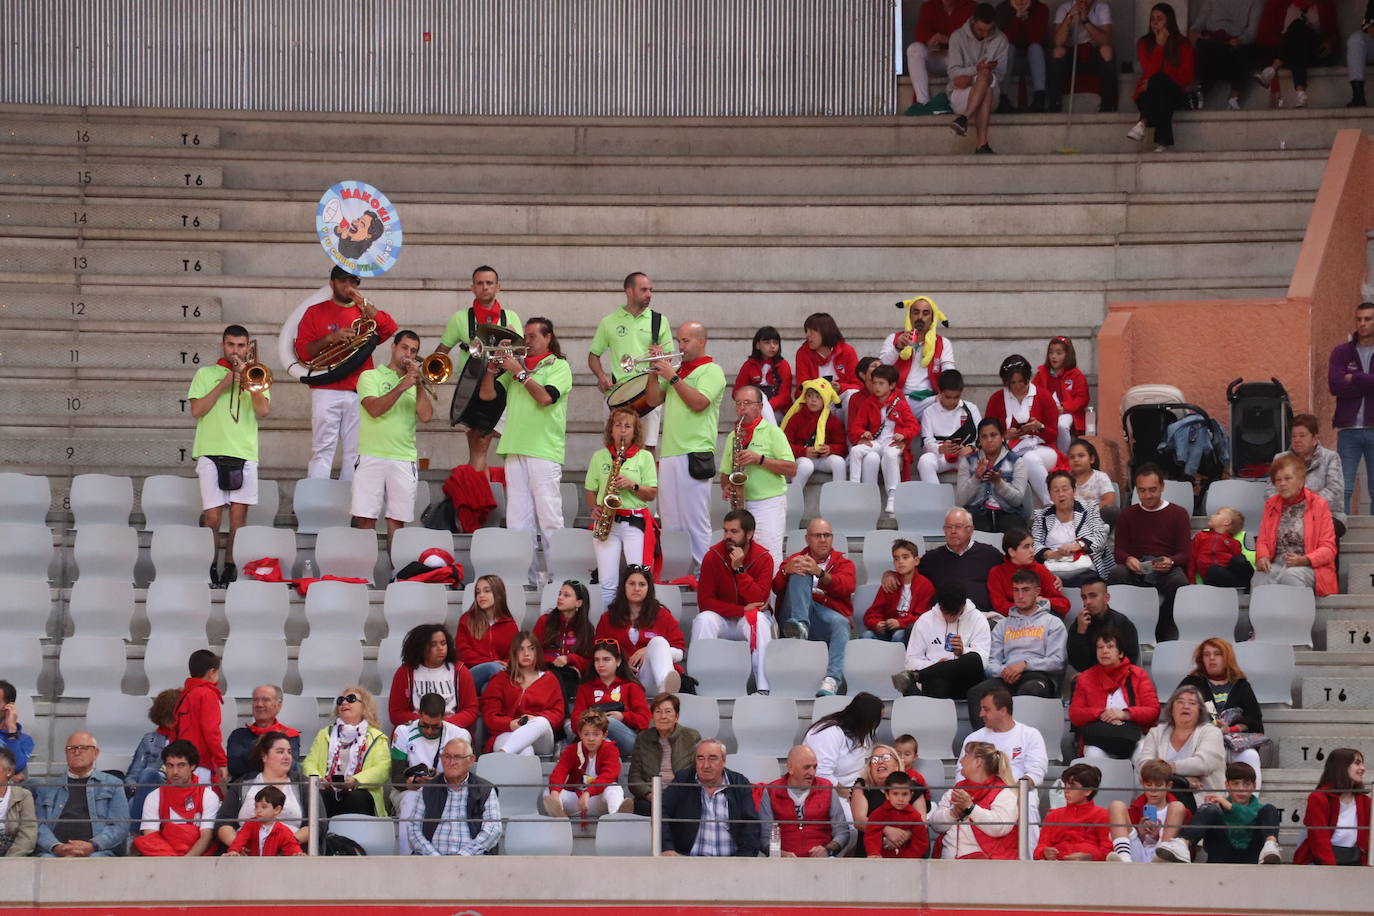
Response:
[904,599,993,672]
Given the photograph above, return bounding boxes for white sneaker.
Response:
[1152,145,1169,153]
[1260,839,1282,864]
[1126,119,1146,141]
[817,676,839,697]
[1295,89,1308,108]
[1227,96,1241,110]
[1153,837,1191,862]
[885,491,896,514]
[1255,65,1276,86]
[1114,848,1134,863]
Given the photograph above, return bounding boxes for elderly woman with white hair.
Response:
[302,686,391,817]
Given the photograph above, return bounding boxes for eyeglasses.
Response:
[335,694,361,706]
[869,753,896,763]
[440,753,473,762]
[734,399,760,406]
[65,745,97,753]
[593,637,621,652]
[625,564,651,574]
[562,579,582,589]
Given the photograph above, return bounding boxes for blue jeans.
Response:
[860,627,908,644]
[1337,427,1374,514]
[779,575,850,680]
[128,768,164,826]
[469,661,503,696]
[606,717,637,757]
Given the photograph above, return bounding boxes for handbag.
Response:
[207,455,246,491]
[687,451,716,480]
[1044,554,1094,576]
[591,701,626,714]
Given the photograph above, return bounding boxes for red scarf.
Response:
[524,351,553,371]
[472,299,502,326]
[955,775,1019,860]
[216,358,234,369]
[245,719,302,739]
[159,776,205,823]
[1096,660,1135,692]
[736,416,763,448]
[677,355,714,378]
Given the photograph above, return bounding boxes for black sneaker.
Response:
[220,562,237,586]
[975,144,996,154]
[208,562,221,588]
[950,115,969,136]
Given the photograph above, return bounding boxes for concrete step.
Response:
[1300,677,1374,709]
[1278,735,1374,769]
[3,121,222,148]
[0,243,221,277]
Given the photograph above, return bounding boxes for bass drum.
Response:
[275,285,380,387]
[606,372,656,416]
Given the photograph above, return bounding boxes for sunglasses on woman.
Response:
[335,694,360,706]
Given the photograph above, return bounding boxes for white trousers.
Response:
[493,715,555,756]
[916,452,960,485]
[556,785,625,816]
[1056,414,1075,453]
[504,454,563,579]
[691,611,774,692]
[793,455,845,491]
[849,443,903,493]
[906,42,949,104]
[1013,443,1057,504]
[659,454,711,568]
[747,494,787,574]
[594,519,646,607]
[308,388,360,480]
[635,635,685,695]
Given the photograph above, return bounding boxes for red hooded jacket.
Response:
[863,572,936,632]
[699,539,775,620]
[987,560,1070,616]
[572,677,651,731]
[1068,662,1161,730]
[772,549,857,618]
[172,677,227,771]
[1034,801,1112,860]
[549,738,622,797]
[736,357,794,416]
[794,341,861,398]
[1032,365,1090,432]
[847,391,921,450]
[456,612,520,668]
[478,671,566,753]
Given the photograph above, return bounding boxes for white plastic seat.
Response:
[67,577,135,638]
[0,577,54,638]
[84,693,155,769]
[0,524,54,579]
[1106,584,1161,647]
[1173,584,1240,643]
[503,817,573,856]
[1148,640,1195,696]
[410,481,433,529]
[1203,480,1268,533]
[851,584,881,631]
[544,528,596,583]
[0,473,51,525]
[1234,641,1295,704]
[892,481,956,535]
[1248,584,1316,647]
[223,479,280,530]
[676,693,720,739]
[296,636,364,697]
[842,639,906,699]
[970,530,1004,547]
[223,579,291,639]
[859,529,923,584]
[291,478,352,534]
[487,482,506,527]
[731,693,798,756]
[687,639,752,698]
[1072,755,1136,810]
[474,752,544,819]
[1134,480,1193,513]
[469,528,535,585]
[785,482,805,531]
[0,639,43,696]
[327,813,398,855]
[656,584,689,635]
[890,696,959,759]
[232,526,297,576]
[658,529,693,582]
[314,526,379,582]
[560,482,580,528]
[382,581,449,639]
[140,476,202,529]
[727,754,782,788]
[70,474,133,526]
[818,480,882,534]
[1011,694,1067,763]
[142,635,207,693]
[149,524,216,581]
[73,525,138,581]
[303,581,370,639]
[375,636,406,683]
[58,636,127,696]
[145,580,212,639]
[762,638,827,698]
[594,812,652,855]
[220,636,289,697]
[278,694,325,736]
[389,527,455,571]
[808,694,849,729]
[910,757,947,794]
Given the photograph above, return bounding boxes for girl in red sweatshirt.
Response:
[1032,336,1090,453]
[479,632,565,754]
[545,709,627,818]
[455,574,521,695]
[532,580,595,710]
[986,528,1071,616]
[736,326,793,422]
[1035,763,1112,860]
[572,638,651,757]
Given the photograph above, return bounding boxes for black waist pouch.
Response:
[208,455,246,491]
[687,451,716,480]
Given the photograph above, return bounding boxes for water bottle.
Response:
[769,823,781,858]
[1084,406,1097,437]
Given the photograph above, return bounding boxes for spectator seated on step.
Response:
[996,0,1052,110]
[1048,0,1118,111]
[908,0,979,108]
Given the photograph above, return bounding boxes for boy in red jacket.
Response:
[224,786,306,856]
[846,364,921,514]
[1187,506,1253,587]
[863,539,935,642]
[1035,762,1111,860]
[544,710,628,818]
[171,649,228,786]
[864,771,930,858]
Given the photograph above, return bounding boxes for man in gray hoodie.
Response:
[948,3,1011,153]
[965,568,1067,728]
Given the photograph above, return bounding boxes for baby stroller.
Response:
[1121,385,1228,512]
[1227,377,1292,478]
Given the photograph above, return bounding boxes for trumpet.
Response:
[619,350,681,375]
[466,339,529,363]
[228,340,272,423]
[410,352,453,399]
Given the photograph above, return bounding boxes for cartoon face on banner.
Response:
[316,181,403,277]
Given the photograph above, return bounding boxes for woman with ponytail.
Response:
[929,740,1020,859]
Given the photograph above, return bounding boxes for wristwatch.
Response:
[516,370,530,383]
[668,374,681,385]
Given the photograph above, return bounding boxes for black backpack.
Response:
[322,833,366,856]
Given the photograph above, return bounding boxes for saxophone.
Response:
[728,417,748,510]
[593,442,627,541]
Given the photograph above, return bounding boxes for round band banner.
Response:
[316,180,403,277]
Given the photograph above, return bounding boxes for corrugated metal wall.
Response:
[0,0,895,116]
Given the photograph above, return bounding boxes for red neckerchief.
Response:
[216,358,234,369]
[524,351,553,371]
[1281,492,1305,507]
[881,391,903,422]
[472,299,502,326]
[621,444,643,460]
[677,356,714,378]
[155,724,175,740]
[1096,660,1135,692]
[737,415,763,448]
[246,719,302,739]
[957,773,1005,808]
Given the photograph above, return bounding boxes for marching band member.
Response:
[479,318,573,583]
[880,296,956,419]
[588,272,672,448]
[293,265,397,480]
[847,364,921,515]
[585,408,660,607]
[350,330,432,550]
[432,265,521,472]
[188,324,270,587]
[720,386,796,572]
[643,321,726,569]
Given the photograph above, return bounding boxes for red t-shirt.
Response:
[292,299,398,391]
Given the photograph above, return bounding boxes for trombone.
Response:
[619,350,681,375]
[228,340,272,423]
[411,352,453,399]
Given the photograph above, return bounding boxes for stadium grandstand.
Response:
[0,0,1372,912]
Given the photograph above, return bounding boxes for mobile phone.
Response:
[1143,804,1158,822]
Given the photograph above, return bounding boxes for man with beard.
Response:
[694,509,776,693]
[880,296,956,419]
